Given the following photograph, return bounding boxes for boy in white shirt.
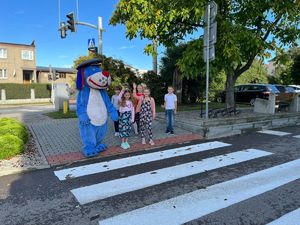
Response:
[164,86,177,134]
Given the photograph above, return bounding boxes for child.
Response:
[118,89,135,149]
[133,83,145,134]
[136,88,156,145]
[111,86,121,136]
[164,86,177,134]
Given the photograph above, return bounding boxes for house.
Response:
[0,41,36,83]
[0,41,76,86]
[36,66,76,86]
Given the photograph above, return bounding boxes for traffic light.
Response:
[60,22,67,39]
[66,12,76,32]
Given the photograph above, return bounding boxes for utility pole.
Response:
[203,1,218,119]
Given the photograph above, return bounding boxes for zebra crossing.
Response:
[258,128,300,139]
[53,140,300,225]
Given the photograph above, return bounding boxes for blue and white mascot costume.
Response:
[76,58,118,157]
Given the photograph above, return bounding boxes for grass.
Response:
[45,110,77,119]
[0,118,28,160]
[0,135,24,160]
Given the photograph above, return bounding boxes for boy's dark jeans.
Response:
[165,109,175,132]
[114,111,120,132]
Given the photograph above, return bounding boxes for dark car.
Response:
[216,84,279,105]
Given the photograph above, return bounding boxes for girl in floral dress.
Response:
[118,89,135,149]
[136,88,156,145]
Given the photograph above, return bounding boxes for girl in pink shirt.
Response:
[118,89,135,149]
[136,88,156,145]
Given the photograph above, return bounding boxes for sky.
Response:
[0,0,160,70]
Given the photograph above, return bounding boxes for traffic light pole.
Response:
[205,4,211,119]
[72,17,103,55]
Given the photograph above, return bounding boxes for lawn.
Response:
[45,110,77,119]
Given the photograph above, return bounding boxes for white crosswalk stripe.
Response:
[257,130,291,136]
[53,140,299,225]
[266,208,300,225]
[54,141,231,180]
[71,149,271,204]
[98,158,300,225]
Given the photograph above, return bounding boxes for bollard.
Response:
[63,100,69,114]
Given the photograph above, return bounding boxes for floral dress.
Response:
[119,111,132,138]
[140,100,153,139]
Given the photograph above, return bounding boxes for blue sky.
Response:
[0,0,160,69]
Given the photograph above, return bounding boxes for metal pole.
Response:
[205,3,211,119]
[50,65,54,104]
[98,17,103,55]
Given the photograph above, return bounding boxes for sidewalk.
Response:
[29,113,202,166]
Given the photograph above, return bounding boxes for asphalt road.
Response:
[1,126,300,225]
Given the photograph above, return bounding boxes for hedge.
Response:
[0,118,29,160]
[0,83,51,99]
[0,134,24,160]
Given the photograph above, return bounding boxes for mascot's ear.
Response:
[76,68,85,90]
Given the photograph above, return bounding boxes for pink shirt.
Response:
[118,91,135,122]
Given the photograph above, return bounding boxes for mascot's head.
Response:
[76,58,111,90]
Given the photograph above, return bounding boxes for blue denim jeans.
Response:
[165,109,175,132]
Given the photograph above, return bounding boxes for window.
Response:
[21,50,34,60]
[0,69,8,79]
[59,72,66,79]
[0,48,7,58]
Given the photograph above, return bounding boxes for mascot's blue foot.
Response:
[83,149,99,158]
[96,144,107,153]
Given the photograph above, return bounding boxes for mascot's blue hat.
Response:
[76,58,102,90]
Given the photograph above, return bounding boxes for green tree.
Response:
[291,55,300,84]
[110,0,300,107]
[236,60,268,85]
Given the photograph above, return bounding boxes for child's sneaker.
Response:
[114,132,119,137]
[142,138,146,145]
[121,142,128,150]
[149,140,155,145]
[125,142,130,149]
[170,131,174,135]
[165,130,170,134]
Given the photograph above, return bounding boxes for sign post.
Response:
[203,1,217,119]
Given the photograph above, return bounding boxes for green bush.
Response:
[0,83,51,99]
[0,117,25,127]
[0,118,28,143]
[0,134,24,160]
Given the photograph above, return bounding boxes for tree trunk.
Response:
[152,39,158,74]
[225,72,237,108]
[173,67,183,104]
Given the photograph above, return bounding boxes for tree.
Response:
[236,60,268,85]
[110,0,300,107]
[291,55,300,84]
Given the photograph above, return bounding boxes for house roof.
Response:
[36,66,76,74]
[0,41,35,47]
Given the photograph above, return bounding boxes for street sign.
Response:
[88,38,96,48]
[204,1,218,23]
[203,45,215,62]
[203,22,217,46]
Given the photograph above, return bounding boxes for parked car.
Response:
[216,84,280,105]
[274,85,295,93]
[287,85,300,93]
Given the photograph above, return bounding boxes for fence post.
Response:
[1,89,6,101]
[31,89,35,100]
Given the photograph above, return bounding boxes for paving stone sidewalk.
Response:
[29,113,202,166]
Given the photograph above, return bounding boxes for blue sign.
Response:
[88,38,96,48]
